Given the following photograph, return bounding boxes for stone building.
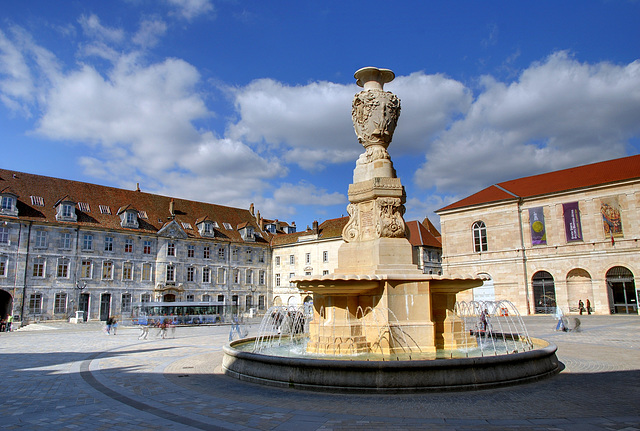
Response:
[436,154,640,315]
[270,217,443,306]
[0,169,274,324]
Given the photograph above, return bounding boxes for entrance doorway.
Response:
[0,289,12,321]
[99,293,111,321]
[532,271,556,314]
[607,266,637,314]
[79,293,89,321]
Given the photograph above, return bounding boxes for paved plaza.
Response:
[0,315,638,430]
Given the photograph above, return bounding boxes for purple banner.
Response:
[529,207,547,245]
[563,202,583,242]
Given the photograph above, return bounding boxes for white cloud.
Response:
[273,182,346,206]
[133,18,167,48]
[166,0,214,20]
[415,52,640,196]
[78,14,125,43]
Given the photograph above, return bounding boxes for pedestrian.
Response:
[106,316,113,334]
[578,300,584,315]
[555,306,566,332]
[138,323,149,340]
[586,299,592,315]
[6,314,12,332]
[112,318,118,335]
[480,309,488,332]
[229,315,242,341]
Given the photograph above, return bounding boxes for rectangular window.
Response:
[289,273,295,287]
[233,269,239,284]
[142,263,152,281]
[246,269,253,284]
[275,256,280,266]
[61,233,72,249]
[289,255,295,265]
[202,294,211,302]
[32,257,45,277]
[258,295,265,310]
[218,247,225,260]
[275,273,281,287]
[259,270,265,285]
[35,231,47,248]
[122,262,133,280]
[323,270,329,275]
[83,234,93,250]
[57,258,69,278]
[61,204,73,218]
[217,294,225,303]
[167,242,175,257]
[81,260,92,278]
[0,227,9,244]
[1,196,12,210]
[54,292,67,314]
[187,266,195,282]
[121,293,132,313]
[187,245,195,258]
[186,294,194,302]
[143,240,152,255]
[202,267,210,283]
[232,248,238,260]
[102,261,113,279]
[126,212,137,225]
[305,271,311,276]
[141,293,151,303]
[217,267,226,284]
[104,236,113,252]
[259,251,265,263]
[246,249,252,262]
[0,256,7,277]
[29,293,42,314]
[203,246,210,259]
[246,295,252,308]
[166,264,175,282]
[305,253,311,264]
[323,251,328,263]
[124,239,133,253]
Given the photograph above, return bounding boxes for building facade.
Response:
[0,169,274,324]
[271,218,443,306]
[436,155,640,315]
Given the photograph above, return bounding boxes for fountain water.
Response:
[222,67,559,392]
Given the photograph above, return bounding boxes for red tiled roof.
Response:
[406,220,442,248]
[437,154,640,212]
[0,168,272,245]
[270,217,348,246]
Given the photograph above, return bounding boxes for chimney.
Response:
[169,199,175,219]
[249,203,254,216]
[256,210,261,226]
[312,220,319,234]
[275,219,281,232]
[135,182,140,192]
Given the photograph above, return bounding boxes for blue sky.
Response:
[1,1,639,231]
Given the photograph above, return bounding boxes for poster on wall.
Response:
[600,197,624,238]
[528,207,547,245]
[562,202,583,242]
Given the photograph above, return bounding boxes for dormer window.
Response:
[117,206,139,229]
[197,220,215,238]
[238,224,255,242]
[0,189,18,217]
[54,197,77,222]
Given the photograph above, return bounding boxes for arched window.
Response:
[606,266,637,314]
[472,221,487,252]
[532,271,556,314]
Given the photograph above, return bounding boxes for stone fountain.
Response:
[222,67,559,392]
[298,67,482,355]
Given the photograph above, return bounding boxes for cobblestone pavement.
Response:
[0,315,638,430]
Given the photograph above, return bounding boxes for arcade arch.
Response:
[566,269,593,312]
[606,266,637,314]
[532,271,556,314]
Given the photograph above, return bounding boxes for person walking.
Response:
[578,300,585,315]
[586,299,592,315]
[6,314,12,332]
[105,317,113,334]
[555,306,566,331]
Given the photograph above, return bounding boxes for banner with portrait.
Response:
[528,207,547,245]
[600,197,623,238]
[562,202,583,242]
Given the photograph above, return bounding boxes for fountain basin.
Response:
[222,337,559,393]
